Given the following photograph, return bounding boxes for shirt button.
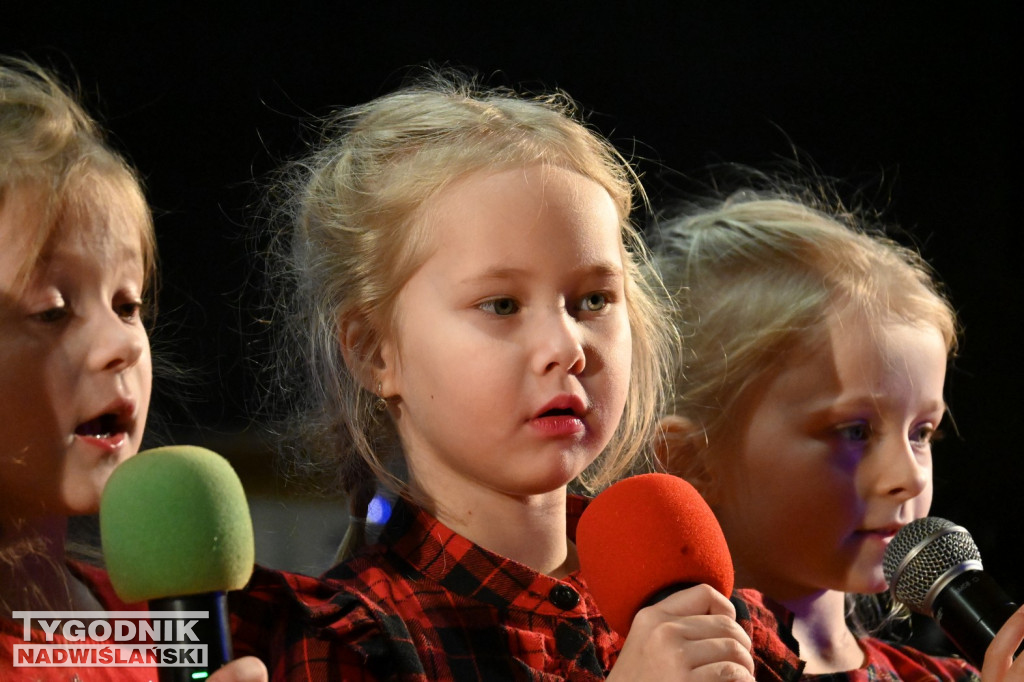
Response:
[549,584,580,610]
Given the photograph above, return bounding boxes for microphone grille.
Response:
[882,517,982,612]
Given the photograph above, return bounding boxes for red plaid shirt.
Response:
[231,497,805,681]
[742,590,980,681]
[850,638,979,681]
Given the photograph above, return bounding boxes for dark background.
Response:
[4,4,1021,590]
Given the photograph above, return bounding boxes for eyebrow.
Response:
[459,261,625,286]
[815,396,948,419]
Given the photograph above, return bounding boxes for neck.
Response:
[775,589,865,674]
[1,516,98,616]
[417,485,575,578]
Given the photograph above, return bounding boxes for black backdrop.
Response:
[4,3,1021,592]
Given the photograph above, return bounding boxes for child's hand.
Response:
[207,656,268,682]
[607,583,755,681]
[981,605,1024,682]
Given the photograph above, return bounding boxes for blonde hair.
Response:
[654,186,958,495]
[1,56,155,609]
[0,57,156,296]
[267,70,673,508]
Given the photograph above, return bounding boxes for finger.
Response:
[670,635,756,674]
[653,583,739,619]
[207,657,269,682]
[663,614,753,653]
[609,628,755,682]
[983,605,1024,681]
[690,662,756,682]
[635,616,754,674]
[629,607,753,655]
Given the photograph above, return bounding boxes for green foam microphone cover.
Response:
[100,446,255,603]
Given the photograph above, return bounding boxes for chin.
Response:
[60,474,115,517]
[848,573,889,596]
[861,582,889,596]
[61,496,103,518]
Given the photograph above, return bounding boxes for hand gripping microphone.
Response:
[576,473,734,636]
[883,516,1019,668]
[100,446,255,681]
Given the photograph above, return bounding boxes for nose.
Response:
[865,435,930,503]
[87,309,147,373]
[533,306,586,376]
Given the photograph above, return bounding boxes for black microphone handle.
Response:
[932,570,1019,668]
[150,591,231,682]
[644,582,700,608]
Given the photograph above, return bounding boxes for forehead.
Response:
[0,183,51,291]
[767,312,948,406]
[43,203,149,282]
[421,164,622,255]
[822,304,948,357]
[0,183,39,239]
[1,177,150,290]
[60,168,150,241]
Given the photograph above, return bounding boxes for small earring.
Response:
[374,382,387,412]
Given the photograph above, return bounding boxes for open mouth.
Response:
[75,412,128,439]
[531,396,587,437]
[534,394,587,421]
[856,526,901,542]
[540,407,578,418]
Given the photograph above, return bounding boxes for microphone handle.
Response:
[932,570,1019,668]
[644,582,700,608]
[150,591,231,682]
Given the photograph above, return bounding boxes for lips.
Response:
[530,394,588,437]
[76,413,124,438]
[857,524,903,542]
[75,401,134,451]
[533,394,587,420]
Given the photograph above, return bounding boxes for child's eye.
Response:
[835,421,871,443]
[116,299,145,321]
[34,303,69,323]
[911,424,942,446]
[578,292,608,313]
[480,297,519,316]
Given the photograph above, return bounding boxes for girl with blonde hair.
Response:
[231,72,787,680]
[0,56,264,682]
[654,182,1024,680]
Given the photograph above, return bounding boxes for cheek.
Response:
[714,449,804,530]
[138,344,154,414]
[60,458,119,515]
[601,316,633,393]
[5,356,63,436]
[394,328,477,404]
[604,335,632,396]
[716,461,770,512]
[913,480,934,518]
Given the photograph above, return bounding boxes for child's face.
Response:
[0,187,152,521]
[709,313,946,600]
[381,164,632,506]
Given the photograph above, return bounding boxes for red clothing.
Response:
[231,496,804,681]
[801,637,980,681]
[741,590,980,681]
[1,561,155,682]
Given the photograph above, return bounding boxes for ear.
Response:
[338,313,395,395]
[654,414,720,503]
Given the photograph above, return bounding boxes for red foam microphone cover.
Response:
[576,473,734,636]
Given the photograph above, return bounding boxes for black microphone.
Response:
[883,516,1019,667]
